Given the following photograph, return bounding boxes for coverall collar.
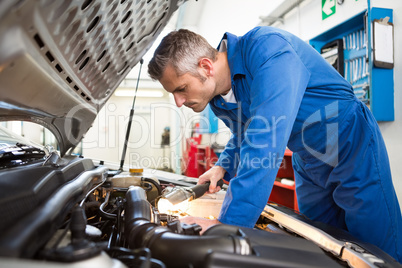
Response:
[218,32,246,79]
[211,32,245,110]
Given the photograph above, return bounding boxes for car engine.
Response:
[0,156,354,268]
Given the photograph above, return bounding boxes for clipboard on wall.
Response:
[372,17,394,69]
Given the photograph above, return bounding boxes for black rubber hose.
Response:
[142,177,163,195]
[99,191,118,219]
[146,232,239,268]
[124,186,248,268]
[125,186,153,224]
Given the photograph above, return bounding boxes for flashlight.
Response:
[158,180,224,213]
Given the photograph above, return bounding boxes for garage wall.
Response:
[271,0,402,206]
[82,93,172,170]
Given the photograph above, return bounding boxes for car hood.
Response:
[0,0,182,155]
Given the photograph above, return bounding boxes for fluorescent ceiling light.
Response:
[114,89,164,98]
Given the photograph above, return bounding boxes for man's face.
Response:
[159,65,216,112]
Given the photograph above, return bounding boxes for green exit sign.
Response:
[322,0,336,20]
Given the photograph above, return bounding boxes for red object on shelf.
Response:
[181,138,199,178]
[268,149,298,211]
[195,145,218,177]
[182,137,218,178]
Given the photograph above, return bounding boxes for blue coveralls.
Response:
[209,26,402,262]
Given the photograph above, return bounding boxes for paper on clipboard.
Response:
[373,18,394,68]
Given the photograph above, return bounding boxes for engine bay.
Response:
[1,156,397,268]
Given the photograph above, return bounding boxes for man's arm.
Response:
[218,31,311,228]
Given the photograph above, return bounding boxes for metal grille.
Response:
[31,0,176,105]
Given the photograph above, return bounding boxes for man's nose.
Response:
[173,93,185,107]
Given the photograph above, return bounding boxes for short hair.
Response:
[148,29,218,81]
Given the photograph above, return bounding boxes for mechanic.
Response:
[148,27,402,262]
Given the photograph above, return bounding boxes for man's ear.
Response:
[199,58,214,77]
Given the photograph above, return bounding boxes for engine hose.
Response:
[99,191,117,219]
[142,177,162,195]
[116,198,124,247]
[124,186,251,268]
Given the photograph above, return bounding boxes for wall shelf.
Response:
[309,8,394,121]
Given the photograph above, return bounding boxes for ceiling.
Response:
[122,0,294,89]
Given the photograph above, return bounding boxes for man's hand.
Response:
[180,216,220,235]
[198,166,226,193]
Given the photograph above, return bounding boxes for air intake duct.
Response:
[124,186,251,268]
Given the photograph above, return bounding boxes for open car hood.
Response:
[0,0,182,155]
